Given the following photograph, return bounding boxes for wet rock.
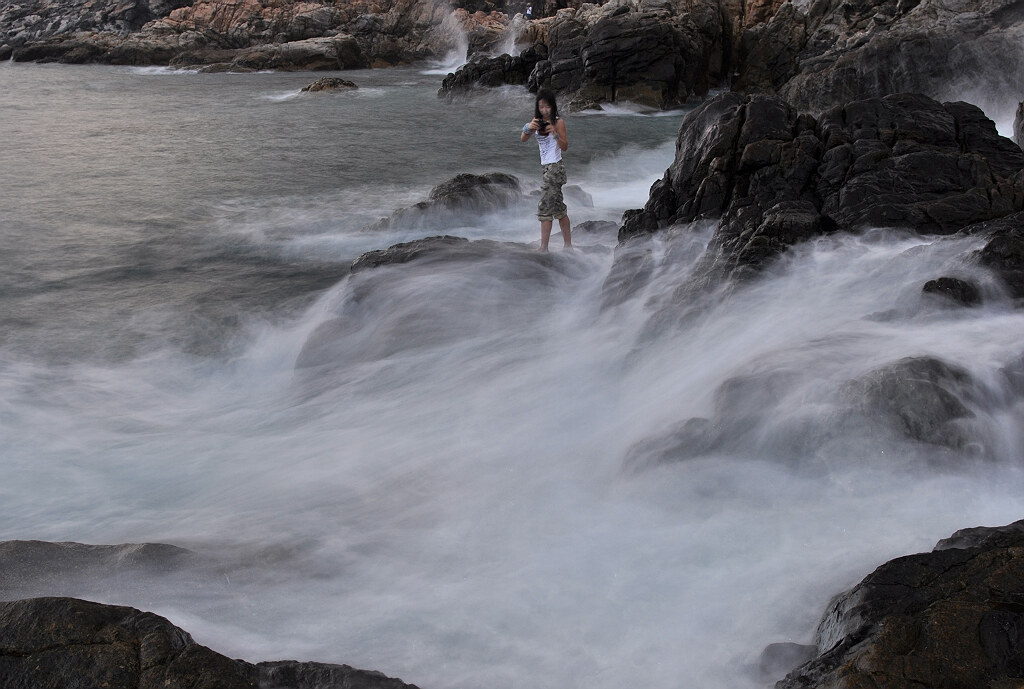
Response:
[302,77,359,92]
[967,212,1024,299]
[350,235,472,274]
[621,92,1024,282]
[366,172,524,232]
[438,45,545,96]
[758,642,815,684]
[573,220,619,235]
[562,184,594,207]
[0,597,418,689]
[1015,102,1024,150]
[922,276,982,306]
[0,44,12,61]
[842,356,976,450]
[526,0,725,109]
[736,0,1024,114]
[0,540,197,601]
[177,36,368,72]
[5,0,462,69]
[776,519,1024,689]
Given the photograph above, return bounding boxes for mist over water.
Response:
[2,62,1024,689]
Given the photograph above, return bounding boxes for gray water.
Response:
[2,61,1024,689]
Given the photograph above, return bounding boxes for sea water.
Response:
[1,61,1023,688]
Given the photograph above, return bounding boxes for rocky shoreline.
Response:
[4,520,1024,688]
[4,0,1021,115]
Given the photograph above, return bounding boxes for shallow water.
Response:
[1,61,1023,689]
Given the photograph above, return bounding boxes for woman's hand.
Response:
[529,119,542,132]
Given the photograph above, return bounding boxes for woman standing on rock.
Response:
[521,88,572,251]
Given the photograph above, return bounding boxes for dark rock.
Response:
[302,77,359,91]
[841,356,976,450]
[366,172,524,231]
[573,220,619,234]
[438,48,543,96]
[776,519,1024,689]
[737,0,1024,114]
[621,92,1024,283]
[1015,102,1024,150]
[625,354,998,470]
[562,184,593,207]
[0,540,197,601]
[758,642,816,683]
[0,597,418,689]
[968,212,1024,299]
[0,44,12,61]
[350,235,472,273]
[922,276,982,306]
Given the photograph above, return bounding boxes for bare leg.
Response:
[540,220,553,251]
[558,215,572,248]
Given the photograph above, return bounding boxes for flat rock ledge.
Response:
[773,519,1024,689]
[0,596,419,689]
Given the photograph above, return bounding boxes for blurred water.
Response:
[1,61,1023,689]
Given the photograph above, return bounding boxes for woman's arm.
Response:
[554,118,568,151]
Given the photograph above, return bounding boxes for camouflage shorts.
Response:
[537,161,568,221]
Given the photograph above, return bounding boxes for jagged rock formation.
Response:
[0,597,418,689]
[620,92,1024,282]
[773,519,1024,689]
[736,0,1024,113]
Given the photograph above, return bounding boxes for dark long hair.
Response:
[534,89,559,122]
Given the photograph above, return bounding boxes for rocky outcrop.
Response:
[5,0,468,69]
[735,0,1024,113]
[0,597,418,689]
[302,76,358,91]
[365,172,525,231]
[438,44,546,95]
[620,92,1024,281]
[440,0,728,109]
[774,519,1024,689]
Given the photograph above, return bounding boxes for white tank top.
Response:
[536,120,562,165]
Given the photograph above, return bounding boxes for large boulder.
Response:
[620,92,1024,281]
[774,519,1024,689]
[735,0,1024,113]
[0,597,418,689]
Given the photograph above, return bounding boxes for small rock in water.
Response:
[302,77,358,92]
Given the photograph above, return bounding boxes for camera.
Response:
[537,119,550,133]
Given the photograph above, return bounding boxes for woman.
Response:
[520,89,571,251]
